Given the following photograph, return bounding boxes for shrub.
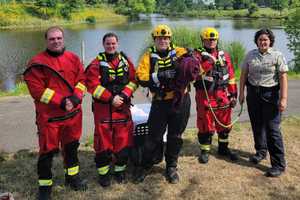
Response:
[85,15,96,23]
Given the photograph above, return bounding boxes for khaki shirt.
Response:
[242,48,288,87]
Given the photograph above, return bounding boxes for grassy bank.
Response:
[162,7,291,19]
[1,116,300,199]
[0,3,127,29]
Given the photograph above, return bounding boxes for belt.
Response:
[101,119,128,123]
[48,109,80,123]
[246,82,279,93]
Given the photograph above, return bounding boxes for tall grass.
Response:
[0,82,28,97]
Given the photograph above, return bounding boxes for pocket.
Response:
[261,90,279,105]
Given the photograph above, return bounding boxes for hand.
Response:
[279,98,287,112]
[230,97,237,108]
[68,95,81,108]
[65,98,74,111]
[60,97,73,111]
[238,93,245,105]
[157,69,176,81]
[119,92,129,104]
[112,95,124,108]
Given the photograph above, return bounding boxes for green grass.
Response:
[0,82,28,97]
[1,117,300,199]
[0,3,127,29]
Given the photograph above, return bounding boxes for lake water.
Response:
[0,16,292,91]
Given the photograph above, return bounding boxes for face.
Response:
[46,29,64,53]
[103,36,118,54]
[154,36,171,51]
[203,38,218,50]
[257,34,271,53]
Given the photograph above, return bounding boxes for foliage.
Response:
[0,82,28,97]
[85,0,102,5]
[85,15,96,23]
[270,0,288,11]
[115,0,156,17]
[34,0,58,19]
[248,3,259,15]
[221,41,246,70]
[284,7,300,72]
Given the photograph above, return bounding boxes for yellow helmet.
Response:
[200,27,219,40]
[152,24,172,38]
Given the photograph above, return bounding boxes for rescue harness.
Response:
[149,45,177,99]
[196,49,243,128]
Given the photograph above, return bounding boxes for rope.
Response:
[201,75,243,128]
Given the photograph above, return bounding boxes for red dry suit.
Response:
[23,50,86,154]
[85,52,137,156]
[193,48,237,134]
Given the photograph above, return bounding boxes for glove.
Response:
[68,95,81,108]
[60,97,68,111]
[157,69,176,81]
[118,92,130,104]
[230,97,237,108]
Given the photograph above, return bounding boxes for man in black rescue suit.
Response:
[134,24,191,184]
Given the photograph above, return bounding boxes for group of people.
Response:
[23,24,288,200]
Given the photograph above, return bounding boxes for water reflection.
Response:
[0,16,293,91]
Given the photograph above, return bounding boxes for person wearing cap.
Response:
[239,28,288,177]
[134,24,191,184]
[193,27,238,164]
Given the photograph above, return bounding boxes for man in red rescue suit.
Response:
[85,33,137,187]
[134,24,191,184]
[23,26,87,200]
[193,27,238,164]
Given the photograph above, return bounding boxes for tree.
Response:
[284,8,300,72]
[169,0,187,12]
[85,0,102,5]
[64,0,85,10]
[34,0,58,19]
[270,0,288,12]
[115,0,156,17]
[248,3,259,15]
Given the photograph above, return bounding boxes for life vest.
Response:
[194,48,229,91]
[149,44,177,95]
[97,52,130,95]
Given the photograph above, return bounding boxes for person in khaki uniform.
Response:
[239,28,288,177]
[134,24,191,184]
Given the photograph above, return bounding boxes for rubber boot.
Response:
[114,171,126,184]
[133,166,152,184]
[218,142,239,161]
[198,150,209,164]
[38,186,51,200]
[165,167,179,184]
[65,174,88,191]
[98,173,111,187]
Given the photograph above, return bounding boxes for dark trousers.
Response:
[38,141,80,180]
[95,148,129,169]
[142,93,191,168]
[246,84,286,170]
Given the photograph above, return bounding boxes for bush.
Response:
[85,15,96,23]
[248,3,258,16]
